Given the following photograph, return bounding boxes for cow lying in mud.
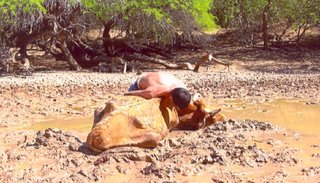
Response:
[86,95,225,152]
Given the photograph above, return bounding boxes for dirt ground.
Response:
[1,43,320,182]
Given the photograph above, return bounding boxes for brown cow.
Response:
[176,94,225,130]
[86,95,225,152]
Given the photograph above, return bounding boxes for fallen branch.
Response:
[194,53,231,72]
[123,53,193,70]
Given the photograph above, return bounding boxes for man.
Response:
[124,72,191,110]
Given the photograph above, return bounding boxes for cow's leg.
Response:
[88,107,168,152]
[128,116,164,148]
[130,130,163,148]
[87,127,163,152]
[93,102,116,128]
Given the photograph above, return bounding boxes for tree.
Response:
[212,0,268,45]
[212,0,320,46]
[1,0,89,70]
[1,0,218,71]
[270,0,320,44]
[0,0,45,70]
[82,0,217,55]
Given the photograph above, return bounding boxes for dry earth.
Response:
[1,47,320,182]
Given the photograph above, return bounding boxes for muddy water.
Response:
[210,98,320,136]
[22,116,93,132]
[19,98,320,181]
[208,98,320,182]
[23,98,320,136]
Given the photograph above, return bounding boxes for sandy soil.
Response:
[1,47,320,182]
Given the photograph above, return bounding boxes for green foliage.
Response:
[212,0,267,28]
[1,0,218,46]
[212,0,320,43]
[213,0,320,29]
[0,0,46,14]
[271,0,320,27]
[79,0,218,44]
[0,0,46,29]
[81,0,217,30]
[192,0,218,30]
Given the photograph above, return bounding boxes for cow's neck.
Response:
[159,97,179,131]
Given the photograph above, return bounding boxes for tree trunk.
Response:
[103,18,117,56]
[18,45,30,69]
[57,42,82,71]
[262,0,271,48]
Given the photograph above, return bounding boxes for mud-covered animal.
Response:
[176,94,225,130]
[86,96,225,152]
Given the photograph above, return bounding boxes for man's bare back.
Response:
[124,72,191,109]
[138,72,186,90]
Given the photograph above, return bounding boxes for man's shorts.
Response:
[128,78,141,92]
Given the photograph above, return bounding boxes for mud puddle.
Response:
[21,98,320,136]
[5,97,320,182]
[20,116,93,132]
[210,98,320,136]
[207,98,320,182]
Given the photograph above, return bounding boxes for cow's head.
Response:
[175,93,226,130]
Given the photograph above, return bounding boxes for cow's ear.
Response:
[201,109,226,128]
[93,102,116,128]
[214,113,226,122]
[209,108,221,117]
[209,109,226,122]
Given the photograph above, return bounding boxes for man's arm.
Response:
[124,85,174,99]
[124,89,154,99]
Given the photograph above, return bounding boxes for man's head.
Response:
[170,88,191,109]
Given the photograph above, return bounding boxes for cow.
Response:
[86,95,225,152]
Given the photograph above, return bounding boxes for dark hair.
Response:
[170,88,191,109]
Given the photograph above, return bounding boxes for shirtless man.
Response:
[124,72,191,110]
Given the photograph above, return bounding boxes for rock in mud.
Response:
[141,163,161,176]
[33,128,82,148]
[301,166,320,176]
[167,138,181,147]
[272,149,299,165]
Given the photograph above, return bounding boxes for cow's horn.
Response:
[193,93,201,102]
[208,53,214,62]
